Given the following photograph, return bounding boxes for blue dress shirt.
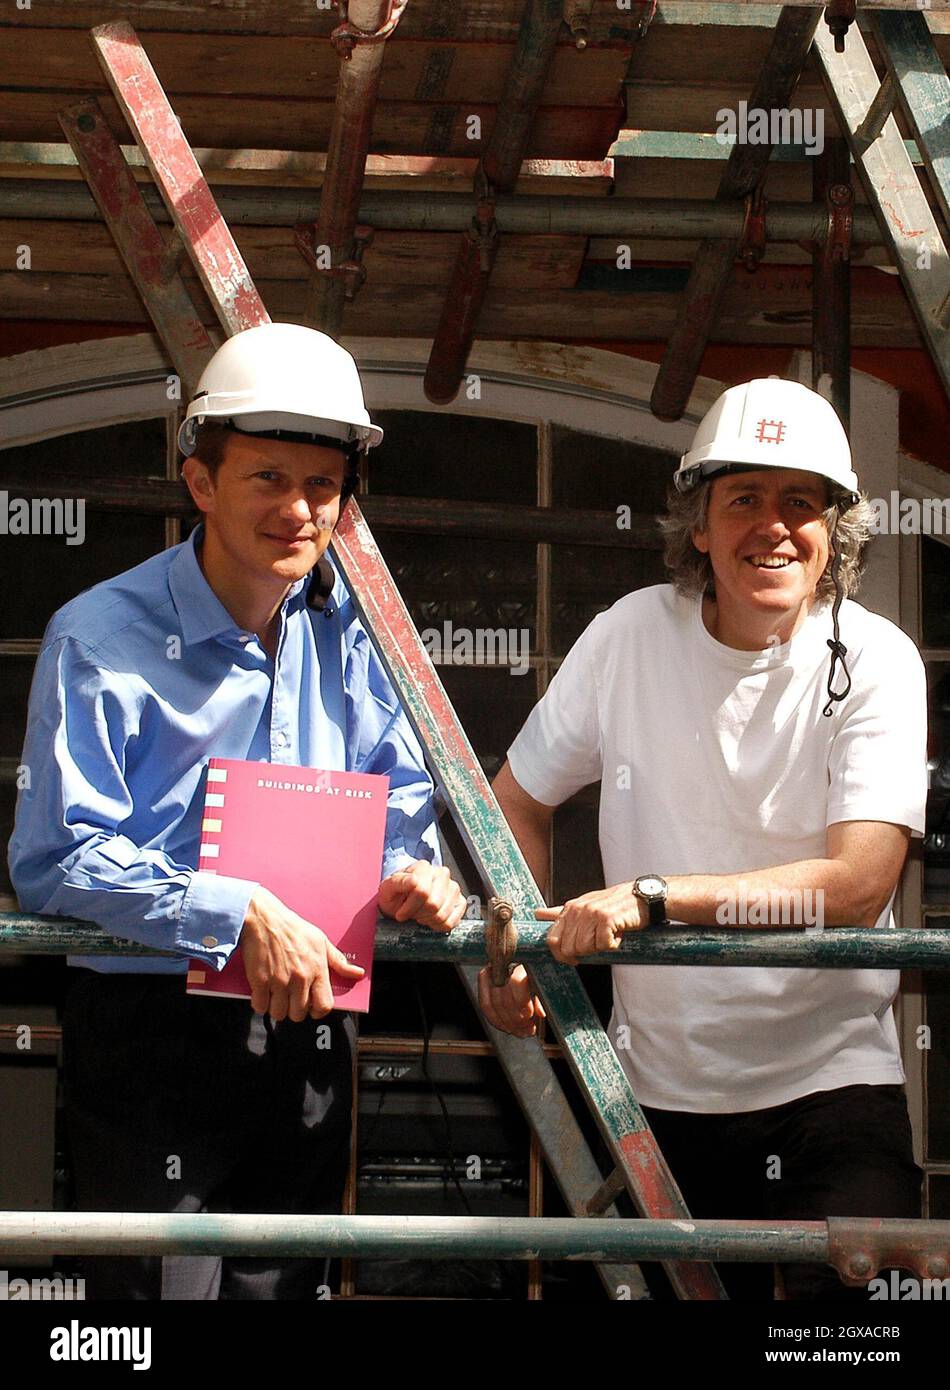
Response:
[8,524,440,974]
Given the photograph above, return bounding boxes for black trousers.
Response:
[62,969,354,1301]
[641,1083,923,1301]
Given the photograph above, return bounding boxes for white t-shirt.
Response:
[508,584,928,1113]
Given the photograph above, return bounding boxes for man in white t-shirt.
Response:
[478,378,927,1300]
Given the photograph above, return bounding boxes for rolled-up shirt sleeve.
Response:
[8,636,257,969]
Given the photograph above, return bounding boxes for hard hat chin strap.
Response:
[822,517,852,717]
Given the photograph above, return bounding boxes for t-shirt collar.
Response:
[691,589,831,671]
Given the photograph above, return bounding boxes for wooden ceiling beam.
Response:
[3,2,944,42]
[0,2,649,43]
[0,267,920,348]
[0,92,623,160]
[0,31,631,105]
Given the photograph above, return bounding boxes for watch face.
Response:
[637,876,666,899]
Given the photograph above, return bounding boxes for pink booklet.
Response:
[185,758,389,1012]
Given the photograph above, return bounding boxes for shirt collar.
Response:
[168,524,309,647]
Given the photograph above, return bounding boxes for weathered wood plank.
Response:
[0,1,645,43]
[0,220,589,288]
[0,145,613,196]
[0,92,623,159]
[623,83,917,139]
[0,268,921,347]
[0,31,631,106]
[0,216,893,273]
[586,235,890,266]
[612,152,945,218]
[2,1,943,41]
[645,85,844,142]
[624,19,950,82]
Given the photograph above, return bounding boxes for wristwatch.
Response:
[634,874,669,927]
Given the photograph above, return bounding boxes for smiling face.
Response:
[182,429,347,597]
[691,467,831,649]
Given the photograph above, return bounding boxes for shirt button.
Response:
[276,732,288,747]
[202,935,219,949]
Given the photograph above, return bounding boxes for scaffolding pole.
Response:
[0,1213,948,1286]
[5,917,950,970]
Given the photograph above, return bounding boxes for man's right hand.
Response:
[477,963,545,1038]
[239,886,364,1022]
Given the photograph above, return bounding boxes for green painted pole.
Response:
[0,1212,832,1265]
[3,915,950,969]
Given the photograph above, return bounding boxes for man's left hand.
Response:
[537,883,645,965]
[378,860,467,933]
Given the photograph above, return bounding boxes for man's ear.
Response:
[691,524,710,555]
[181,457,215,515]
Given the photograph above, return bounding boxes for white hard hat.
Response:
[177,322,383,457]
[674,378,859,504]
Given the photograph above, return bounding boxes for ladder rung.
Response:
[854,71,898,154]
[586,1166,626,1217]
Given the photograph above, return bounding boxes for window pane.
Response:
[551,426,674,514]
[928,1175,950,1219]
[550,427,673,655]
[550,545,666,655]
[0,783,17,897]
[925,664,950,905]
[0,657,36,763]
[438,665,539,781]
[371,411,537,505]
[924,955,950,1162]
[922,537,950,649]
[0,421,168,641]
[377,534,536,651]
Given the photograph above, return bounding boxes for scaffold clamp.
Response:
[486,896,518,987]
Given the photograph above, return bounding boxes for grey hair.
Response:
[659,478,874,603]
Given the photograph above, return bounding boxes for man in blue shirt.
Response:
[9,324,466,1299]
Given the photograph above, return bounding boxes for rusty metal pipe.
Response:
[812,138,852,432]
[651,5,822,422]
[424,0,565,405]
[483,0,567,195]
[0,180,884,245]
[306,0,406,336]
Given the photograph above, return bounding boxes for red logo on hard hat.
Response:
[755,419,786,445]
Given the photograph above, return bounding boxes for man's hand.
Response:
[538,883,645,965]
[239,885,364,1022]
[477,963,545,1038]
[377,860,467,933]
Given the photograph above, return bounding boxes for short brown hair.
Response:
[189,421,232,479]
